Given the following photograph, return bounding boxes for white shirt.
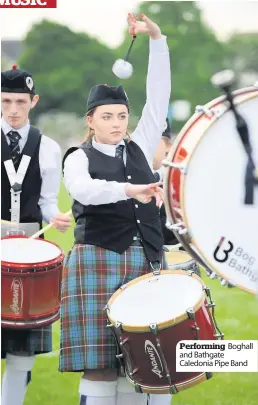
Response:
[1,119,61,223]
[64,35,171,206]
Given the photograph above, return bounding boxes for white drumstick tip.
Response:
[112,59,133,79]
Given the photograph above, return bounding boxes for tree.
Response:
[19,20,117,122]
[225,33,258,87]
[116,1,229,132]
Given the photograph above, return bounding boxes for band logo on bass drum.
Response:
[213,237,257,283]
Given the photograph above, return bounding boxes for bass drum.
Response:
[163,87,258,295]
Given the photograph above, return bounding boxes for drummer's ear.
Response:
[30,94,39,109]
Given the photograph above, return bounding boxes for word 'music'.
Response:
[0,0,56,7]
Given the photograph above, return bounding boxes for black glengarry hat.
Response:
[87,84,129,112]
[1,65,36,95]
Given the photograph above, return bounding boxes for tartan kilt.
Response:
[59,243,165,372]
[1,325,52,358]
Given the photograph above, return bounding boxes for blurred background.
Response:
[1,1,258,405]
[1,0,258,151]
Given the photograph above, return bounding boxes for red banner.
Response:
[0,0,57,8]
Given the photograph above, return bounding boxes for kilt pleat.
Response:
[59,244,154,372]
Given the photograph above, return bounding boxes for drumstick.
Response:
[1,219,18,227]
[29,210,72,239]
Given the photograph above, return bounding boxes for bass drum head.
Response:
[181,93,258,294]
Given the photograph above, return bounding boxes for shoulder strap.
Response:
[22,125,42,157]
[1,129,12,162]
[62,147,79,172]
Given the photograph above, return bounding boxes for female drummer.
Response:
[61,13,172,405]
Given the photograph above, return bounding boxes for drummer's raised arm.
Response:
[130,23,171,164]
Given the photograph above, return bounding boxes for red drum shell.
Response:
[1,236,64,329]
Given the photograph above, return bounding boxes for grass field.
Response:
[2,184,258,405]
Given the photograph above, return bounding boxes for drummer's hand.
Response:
[50,213,72,232]
[127,13,162,40]
[125,182,164,207]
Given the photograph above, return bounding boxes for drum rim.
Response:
[106,269,205,332]
[1,235,64,267]
[126,370,209,394]
[1,310,60,329]
[179,91,258,295]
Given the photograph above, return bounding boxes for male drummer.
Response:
[1,65,72,405]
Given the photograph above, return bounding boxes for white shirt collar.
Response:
[92,137,125,158]
[1,118,30,140]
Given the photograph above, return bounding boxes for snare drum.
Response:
[1,236,64,329]
[106,270,223,394]
[163,87,258,294]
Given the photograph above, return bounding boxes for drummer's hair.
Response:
[85,108,97,142]
[85,108,131,143]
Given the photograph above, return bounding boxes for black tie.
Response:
[115,145,124,161]
[7,130,21,169]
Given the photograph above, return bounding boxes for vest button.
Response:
[127,175,132,179]
[137,219,140,224]
[135,204,138,208]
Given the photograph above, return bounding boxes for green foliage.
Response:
[116,1,229,132]
[225,33,258,87]
[17,2,258,133]
[226,33,258,73]
[19,20,117,123]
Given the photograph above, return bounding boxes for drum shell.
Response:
[107,271,217,393]
[1,236,64,329]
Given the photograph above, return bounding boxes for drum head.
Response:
[1,237,62,264]
[108,271,204,328]
[182,93,258,294]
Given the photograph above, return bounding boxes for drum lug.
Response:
[129,367,139,377]
[120,337,129,346]
[115,321,123,331]
[206,372,213,380]
[149,323,158,335]
[187,270,195,277]
[162,159,187,175]
[166,221,188,236]
[203,286,225,340]
[116,353,124,359]
[187,308,200,339]
[133,383,143,393]
[195,105,220,119]
[103,304,110,315]
[170,385,178,395]
[186,308,195,321]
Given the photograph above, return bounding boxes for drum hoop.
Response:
[107,269,205,332]
[163,87,258,227]
[126,370,208,394]
[1,235,64,268]
[179,91,258,295]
